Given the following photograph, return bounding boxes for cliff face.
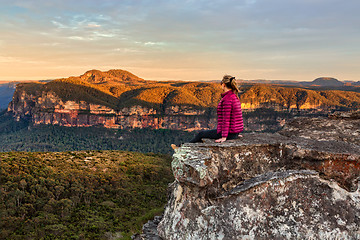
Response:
[6,86,314,132]
[8,88,217,130]
[5,84,331,131]
[7,69,360,131]
[136,113,360,240]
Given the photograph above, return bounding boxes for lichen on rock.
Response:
[154,116,360,240]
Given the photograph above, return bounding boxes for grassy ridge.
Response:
[15,70,223,111]
[0,150,174,239]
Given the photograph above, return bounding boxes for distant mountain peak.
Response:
[80,69,144,83]
[312,77,344,86]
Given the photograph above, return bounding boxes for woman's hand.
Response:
[215,137,227,143]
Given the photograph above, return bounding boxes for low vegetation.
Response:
[0,150,173,239]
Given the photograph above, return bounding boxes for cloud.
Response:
[51,20,69,29]
[0,0,359,80]
[0,56,20,63]
[113,48,142,53]
[144,42,165,46]
[87,23,101,28]
[0,55,45,64]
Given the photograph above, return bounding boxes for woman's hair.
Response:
[221,75,240,94]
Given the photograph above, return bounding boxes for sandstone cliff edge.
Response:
[135,112,360,240]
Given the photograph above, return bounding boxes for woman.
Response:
[174,75,243,147]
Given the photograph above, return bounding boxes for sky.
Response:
[0,0,359,81]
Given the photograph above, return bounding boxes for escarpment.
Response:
[7,88,217,130]
[135,113,360,240]
[7,70,360,132]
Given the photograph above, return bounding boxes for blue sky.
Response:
[0,0,359,81]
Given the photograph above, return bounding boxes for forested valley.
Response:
[0,110,193,155]
[0,110,185,239]
[1,150,173,239]
[0,108,328,239]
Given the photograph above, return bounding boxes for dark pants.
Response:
[189,129,239,143]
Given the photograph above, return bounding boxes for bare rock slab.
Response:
[157,116,360,240]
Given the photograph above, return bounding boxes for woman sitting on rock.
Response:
[172,75,244,148]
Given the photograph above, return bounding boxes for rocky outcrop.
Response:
[139,114,360,239]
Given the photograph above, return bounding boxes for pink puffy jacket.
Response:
[216,90,244,138]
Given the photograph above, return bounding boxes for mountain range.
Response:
[241,77,360,90]
[5,69,360,130]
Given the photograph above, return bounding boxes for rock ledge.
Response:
[138,116,360,239]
